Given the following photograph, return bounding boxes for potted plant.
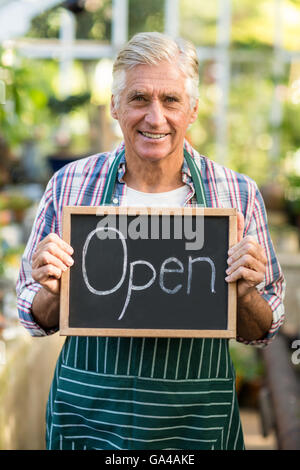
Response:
[229,341,264,406]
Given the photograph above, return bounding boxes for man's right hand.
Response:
[32,233,74,296]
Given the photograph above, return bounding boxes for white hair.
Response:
[112,32,199,110]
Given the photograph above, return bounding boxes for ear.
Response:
[110,95,118,120]
[189,99,199,125]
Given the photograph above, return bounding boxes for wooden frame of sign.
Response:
[60,206,237,338]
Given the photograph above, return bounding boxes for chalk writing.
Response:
[82,227,127,295]
[82,227,216,321]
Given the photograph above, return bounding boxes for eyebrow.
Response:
[127,90,182,101]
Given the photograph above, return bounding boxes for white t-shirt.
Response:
[123,185,190,208]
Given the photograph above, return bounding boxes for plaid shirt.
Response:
[16,140,285,346]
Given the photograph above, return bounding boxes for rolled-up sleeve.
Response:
[16,176,59,336]
[237,184,285,347]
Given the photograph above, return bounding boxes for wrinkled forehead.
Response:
[123,62,189,94]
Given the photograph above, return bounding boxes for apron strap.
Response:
[100,149,125,205]
[183,149,207,207]
[100,147,207,207]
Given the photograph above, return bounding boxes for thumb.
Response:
[237,211,245,243]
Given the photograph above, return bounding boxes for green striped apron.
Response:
[46,149,245,450]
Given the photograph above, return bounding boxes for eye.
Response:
[134,95,146,101]
[165,96,179,103]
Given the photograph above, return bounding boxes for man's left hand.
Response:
[225,212,267,300]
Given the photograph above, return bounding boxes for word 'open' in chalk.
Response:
[82,227,216,321]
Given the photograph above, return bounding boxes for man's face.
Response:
[111,61,198,165]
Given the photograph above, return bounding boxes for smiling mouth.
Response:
[138,131,169,140]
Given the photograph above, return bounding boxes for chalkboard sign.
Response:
[60,207,237,338]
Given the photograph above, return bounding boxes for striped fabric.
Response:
[16,139,285,345]
[51,369,239,450]
[16,140,285,450]
[46,337,244,450]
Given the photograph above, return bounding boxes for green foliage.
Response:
[48,92,91,114]
[26,3,112,41]
[128,0,164,37]
[26,6,61,39]
[229,341,264,382]
[74,2,112,41]
[284,173,300,217]
[0,54,57,151]
[180,0,217,46]
[1,0,300,186]
[0,245,25,278]
[227,69,274,183]
[281,103,300,150]
[0,193,32,212]
[26,0,165,42]
[286,174,300,188]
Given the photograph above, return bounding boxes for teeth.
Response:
[141,132,167,139]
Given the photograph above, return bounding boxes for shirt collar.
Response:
[115,141,193,184]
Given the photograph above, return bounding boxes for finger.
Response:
[33,242,74,268]
[32,264,63,283]
[228,236,267,265]
[42,278,61,296]
[32,251,69,272]
[34,233,73,255]
[225,265,265,285]
[237,212,245,243]
[229,245,267,267]
[226,253,266,277]
[228,235,257,256]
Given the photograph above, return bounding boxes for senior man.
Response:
[17,32,285,450]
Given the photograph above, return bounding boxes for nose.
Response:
[144,100,167,128]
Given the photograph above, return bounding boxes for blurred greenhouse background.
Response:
[0,0,300,450]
